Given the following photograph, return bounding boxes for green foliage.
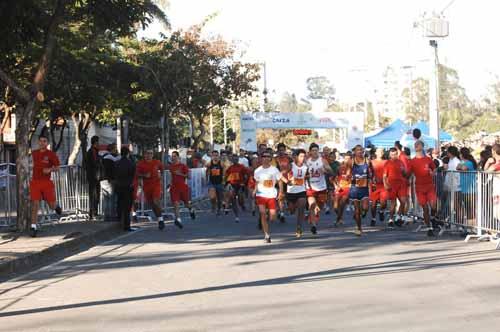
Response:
[306,76,335,102]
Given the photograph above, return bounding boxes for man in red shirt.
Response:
[383,148,408,227]
[30,135,62,237]
[224,155,248,222]
[136,150,166,229]
[168,151,195,228]
[369,148,388,226]
[409,140,438,236]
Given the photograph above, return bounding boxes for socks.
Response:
[31,224,37,230]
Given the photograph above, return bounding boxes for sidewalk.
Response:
[0,220,121,281]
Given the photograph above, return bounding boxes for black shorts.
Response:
[286,191,307,203]
[227,184,244,194]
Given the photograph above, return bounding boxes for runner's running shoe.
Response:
[158,220,165,230]
[311,226,317,235]
[174,218,184,229]
[296,226,303,238]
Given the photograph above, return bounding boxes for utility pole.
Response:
[223,109,227,147]
[209,112,214,148]
[429,40,440,147]
[116,117,122,154]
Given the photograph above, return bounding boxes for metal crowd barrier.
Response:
[408,170,500,249]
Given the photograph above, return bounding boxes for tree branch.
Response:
[0,68,30,103]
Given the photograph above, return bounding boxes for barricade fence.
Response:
[0,164,208,228]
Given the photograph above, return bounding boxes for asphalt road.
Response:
[1,209,499,332]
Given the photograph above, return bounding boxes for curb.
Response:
[0,222,122,281]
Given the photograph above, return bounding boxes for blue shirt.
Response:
[459,160,476,194]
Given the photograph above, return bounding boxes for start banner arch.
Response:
[240,112,364,151]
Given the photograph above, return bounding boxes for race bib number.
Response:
[263,180,274,188]
[340,179,350,188]
[294,178,305,186]
[211,169,221,176]
[355,178,368,187]
[228,173,240,181]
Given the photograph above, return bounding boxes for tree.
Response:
[306,76,336,103]
[402,78,429,124]
[278,92,311,113]
[0,0,168,232]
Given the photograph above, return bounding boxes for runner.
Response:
[220,150,233,214]
[349,145,372,236]
[333,151,352,226]
[325,150,340,216]
[409,140,438,236]
[369,148,388,226]
[306,143,334,235]
[285,149,309,238]
[253,151,283,243]
[206,151,225,215]
[396,142,412,224]
[168,151,195,228]
[383,147,408,228]
[275,143,292,223]
[30,135,63,237]
[136,150,165,229]
[246,157,259,216]
[225,155,248,223]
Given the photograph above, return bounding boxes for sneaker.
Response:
[387,219,395,228]
[279,213,286,223]
[325,207,331,215]
[427,229,435,237]
[30,225,38,238]
[132,215,138,223]
[395,219,403,227]
[370,218,376,227]
[311,226,317,235]
[158,220,165,230]
[264,237,271,243]
[295,226,303,238]
[174,219,184,229]
[190,208,196,220]
[335,219,344,227]
[378,211,385,222]
[235,217,240,223]
[55,206,62,216]
[354,229,363,237]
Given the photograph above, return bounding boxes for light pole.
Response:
[418,12,449,148]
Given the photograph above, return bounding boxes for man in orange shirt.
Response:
[136,150,166,229]
[383,148,408,227]
[168,151,195,228]
[369,148,388,226]
[225,155,248,222]
[30,135,62,237]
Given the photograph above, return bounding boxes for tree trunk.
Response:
[191,116,207,150]
[68,113,91,165]
[15,102,36,232]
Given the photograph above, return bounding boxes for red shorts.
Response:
[256,196,277,210]
[370,185,389,202]
[170,185,190,204]
[30,179,56,203]
[335,187,350,200]
[143,183,162,203]
[387,181,407,200]
[416,185,437,206]
[306,189,328,206]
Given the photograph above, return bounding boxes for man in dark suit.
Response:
[114,147,136,231]
[86,135,101,219]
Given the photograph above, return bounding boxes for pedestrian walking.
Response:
[85,135,101,220]
[101,143,120,221]
[114,147,136,231]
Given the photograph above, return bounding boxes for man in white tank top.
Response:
[285,149,309,238]
[306,143,334,235]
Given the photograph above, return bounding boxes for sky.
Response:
[139,0,500,102]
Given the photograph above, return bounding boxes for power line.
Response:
[441,0,458,14]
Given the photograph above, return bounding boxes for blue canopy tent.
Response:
[364,119,410,148]
[412,121,453,142]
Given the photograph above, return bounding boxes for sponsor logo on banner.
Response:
[272,117,290,123]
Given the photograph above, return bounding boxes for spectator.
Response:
[479,149,492,171]
[85,135,101,220]
[114,147,136,231]
[457,147,477,224]
[101,144,120,221]
[484,144,500,171]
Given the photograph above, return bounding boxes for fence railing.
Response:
[0,164,208,228]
